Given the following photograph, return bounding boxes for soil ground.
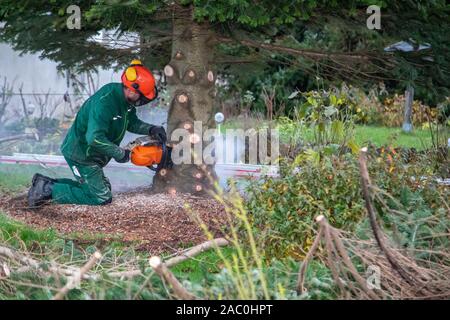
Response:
[0,189,227,254]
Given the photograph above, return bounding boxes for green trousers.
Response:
[51,157,112,205]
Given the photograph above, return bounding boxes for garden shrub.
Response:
[377,94,438,127]
[289,90,360,153]
[244,146,449,260]
[334,83,439,127]
[245,153,366,259]
[293,84,440,127]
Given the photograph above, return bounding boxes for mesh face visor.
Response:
[132,86,158,107]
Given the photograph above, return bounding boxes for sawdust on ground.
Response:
[0,189,228,254]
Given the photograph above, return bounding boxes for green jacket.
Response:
[61,83,152,167]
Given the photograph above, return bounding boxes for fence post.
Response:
[402,85,414,133]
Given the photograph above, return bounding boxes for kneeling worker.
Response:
[27,60,166,207]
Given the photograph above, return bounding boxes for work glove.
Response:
[149,125,167,143]
[116,149,131,163]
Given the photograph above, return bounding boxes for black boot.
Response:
[28,174,55,208]
[31,173,57,185]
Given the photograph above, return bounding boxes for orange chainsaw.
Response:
[125,136,173,172]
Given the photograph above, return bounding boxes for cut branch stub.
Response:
[174,51,184,60]
[200,70,215,87]
[182,69,197,85]
[207,71,214,82]
[182,121,194,131]
[193,171,203,180]
[164,64,174,77]
[177,93,189,106]
[188,70,196,78]
[164,65,178,85]
[189,133,201,144]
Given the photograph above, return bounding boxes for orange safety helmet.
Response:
[121,59,158,105]
[131,145,163,167]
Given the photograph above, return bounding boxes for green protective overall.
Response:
[51,83,152,205]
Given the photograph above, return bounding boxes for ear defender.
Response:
[125,66,137,82]
[125,60,143,82]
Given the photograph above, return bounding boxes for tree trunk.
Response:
[152,4,217,195]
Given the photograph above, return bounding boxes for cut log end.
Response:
[93,252,102,259]
[149,256,162,268]
[315,215,325,223]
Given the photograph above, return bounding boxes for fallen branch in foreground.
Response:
[149,256,198,300]
[0,238,229,285]
[52,252,102,300]
[0,245,41,269]
[147,238,229,300]
[296,215,382,299]
[165,238,229,268]
[295,149,450,299]
[0,245,102,281]
[358,147,417,286]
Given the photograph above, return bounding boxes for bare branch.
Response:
[165,238,229,268]
[358,148,416,285]
[149,256,198,300]
[52,252,102,300]
[216,36,372,61]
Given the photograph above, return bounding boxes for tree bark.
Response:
[153,4,217,195]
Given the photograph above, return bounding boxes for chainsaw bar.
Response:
[124,135,160,151]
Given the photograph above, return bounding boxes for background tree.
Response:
[0,76,14,130]
[1,0,448,193]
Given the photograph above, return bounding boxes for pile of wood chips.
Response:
[1,189,227,254]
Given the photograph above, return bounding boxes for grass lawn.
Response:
[0,163,72,194]
[222,118,447,151]
[0,212,59,249]
[170,247,235,283]
[0,162,152,195]
[353,125,445,150]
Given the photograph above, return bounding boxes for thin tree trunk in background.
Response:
[402,85,414,133]
[152,3,217,194]
[18,84,29,123]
